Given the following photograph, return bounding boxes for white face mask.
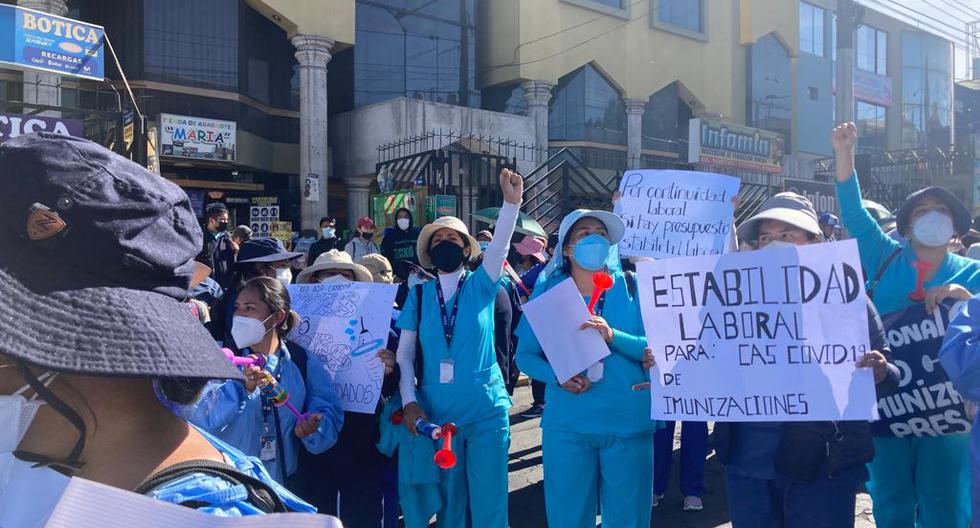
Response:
[275,267,292,287]
[317,274,348,285]
[911,211,955,248]
[397,218,410,231]
[0,371,67,528]
[761,240,798,250]
[231,314,274,349]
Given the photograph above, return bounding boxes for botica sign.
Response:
[688,118,784,174]
[0,112,83,143]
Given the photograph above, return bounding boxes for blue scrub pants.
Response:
[542,429,654,528]
[726,469,863,528]
[867,434,971,528]
[653,420,707,497]
[434,410,510,528]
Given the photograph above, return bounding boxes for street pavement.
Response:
[505,384,877,527]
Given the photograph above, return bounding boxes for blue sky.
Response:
[860,0,979,80]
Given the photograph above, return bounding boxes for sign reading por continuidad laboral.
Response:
[159,114,236,162]
[0,4,104,80]
[0,111,83,143]
[688,118,784,174]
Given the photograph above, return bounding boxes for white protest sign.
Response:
[618,170,739,259]
[637,239,878,422]
[521,278,611,384]
[288,282,397,414]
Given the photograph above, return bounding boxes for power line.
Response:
[917,0,978,24]
[942,0,980,19]
[508,0,648,62]
[863,0,971,49]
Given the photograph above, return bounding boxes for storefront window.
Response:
[549,64,626,145]
[856,101,887,151]
[901,32,952,147]
[857,26,887,75]
[800,3,825,57]
[747,34,792,152]
[353,0,480,109]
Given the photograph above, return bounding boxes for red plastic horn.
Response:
[434,423,458,469]
[908,260,933,302]
[587,272,614,315]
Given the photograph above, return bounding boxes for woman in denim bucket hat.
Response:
[0,133,317,521]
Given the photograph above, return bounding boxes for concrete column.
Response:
[521,80,555,166]
[292,34,335,230]
[624,98,646,169]
[18,0,68,117]
[345,175,374,224]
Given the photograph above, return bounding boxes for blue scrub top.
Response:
[515,271,655,437]
[397,266,512,426]
[184,342,344,483]
[148,427,316,515]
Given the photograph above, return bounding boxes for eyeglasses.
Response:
[757,230,807,245]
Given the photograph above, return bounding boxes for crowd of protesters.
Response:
[3,124,980,528]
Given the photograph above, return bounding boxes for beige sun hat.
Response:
[296,249,373,284]
[416,216,481,270]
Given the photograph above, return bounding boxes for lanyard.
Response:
[435,272,467,350]
[593,289,607,317]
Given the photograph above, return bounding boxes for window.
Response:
[482,84,527,116]
[352,0,480,109]
[655,0,704,35]
[549,64,626,145]
[800,3,825,57]
[747,34,793,151]
[560,0,629,19]
[901,32,952,147]
[143,0,240,91]
[856,101,887,150]
[641,82,692,156]
[857,26,887,75]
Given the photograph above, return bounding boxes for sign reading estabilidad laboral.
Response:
[159,114,236,162]
[0,4,104,80]
[637,239,878,422]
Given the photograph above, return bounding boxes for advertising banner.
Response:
[0,111,82,143]
[688,118,784,174]
[159,114,236,162]
[0,5,104,80]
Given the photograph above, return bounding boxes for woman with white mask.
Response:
[833,122,980,528]
[184,277,344,487]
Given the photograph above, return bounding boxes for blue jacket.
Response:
[147,427,316,515]
[939,296,980,489]
[836,172,980,315]
[515,271,654,436]
[184,341,344,483]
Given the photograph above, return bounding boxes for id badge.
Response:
[440,359,455,384]
[260,434,277,462]
[587,362,604,382]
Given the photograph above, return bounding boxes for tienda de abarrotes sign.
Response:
[0,4,104,80]
[159,114,236,162]
[637,239,878,422]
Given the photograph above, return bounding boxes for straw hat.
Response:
[416,216,481,270]
[296,249,373,284]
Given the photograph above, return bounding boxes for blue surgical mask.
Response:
[571,234,611,271]
[322,227,336,239]
[478,241,490,251]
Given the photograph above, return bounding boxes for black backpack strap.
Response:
[136,459,290,513]
[624,271,638,300]
[414,284,424,385]
[867,247,902,300]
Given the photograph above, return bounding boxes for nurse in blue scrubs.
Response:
[516,209,655,528]
[395,169,523,527]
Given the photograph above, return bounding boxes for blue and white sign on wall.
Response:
[0,4,104,80]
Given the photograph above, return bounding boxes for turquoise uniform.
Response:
[397,265,511,527]
[516,270,655,528]
[184,343,344,484]
[838,172,980,528]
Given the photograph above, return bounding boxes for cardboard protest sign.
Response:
[617,170,739,259]
[289,282,397,414]
[874,301,970,437]
[521,278,611,384]
[637,239,878,421]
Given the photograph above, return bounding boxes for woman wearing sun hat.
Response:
[515,208,654,528]
[0,133,316,520]
[395,168,523,527]
[296,249,375,284]
[834,122,980,528]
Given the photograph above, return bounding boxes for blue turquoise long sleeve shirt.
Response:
[147,427,316,515]
[836,171,980,315]
[515,271,655,436]
[184,342,344,483]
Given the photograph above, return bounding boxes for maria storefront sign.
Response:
[0,112,82,143]
[688,118,784,174]
[0,4,104,80]
[159,114,236,162]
